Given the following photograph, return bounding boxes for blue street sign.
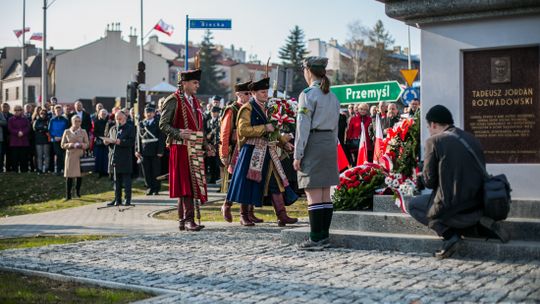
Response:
[189,19,232,30]
[401,87,420,106]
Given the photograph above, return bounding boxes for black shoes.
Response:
[434,234,463,260]
[145,189,153,195]
[106,200,121,206]
[124,201,132,206]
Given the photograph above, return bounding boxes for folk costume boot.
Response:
[248,205,264,223]
[183,199,204,231]
[271,193,298,227]
[221,201,233,223]
[177,199,185,231]
[240,204,255,226]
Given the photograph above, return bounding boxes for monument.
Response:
[379,0,540,198]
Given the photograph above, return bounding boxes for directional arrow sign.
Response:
[330,81,404,104]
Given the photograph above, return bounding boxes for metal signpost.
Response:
[330,81,404,104]
[184,16,232,70]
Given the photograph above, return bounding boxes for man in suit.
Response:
[136,105,165,195]
[105,111,136,206]
[68,101,92,135]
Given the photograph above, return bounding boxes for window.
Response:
[16,87,19,100]
[28,85,36,103]
[4,88,8,101]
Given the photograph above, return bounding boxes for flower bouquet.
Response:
[266,98,297,141]
[333,164,386,210]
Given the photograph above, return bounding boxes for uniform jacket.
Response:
[294,81,340,160]
[137,118,165,157]
[107,122,136,174]
[423,126,484,227]
[61,127,89,177]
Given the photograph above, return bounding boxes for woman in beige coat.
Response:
[61,115,89,200]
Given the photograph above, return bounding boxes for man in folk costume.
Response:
[226,77,299,226]
[159,67,208,232]
[219,80,263,224]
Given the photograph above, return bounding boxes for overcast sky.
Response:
[0,0,420,62]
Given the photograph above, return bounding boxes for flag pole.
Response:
[21,0,26,105]
[185,15,189,71]
[407,26,411,70]
[41,0,47,107]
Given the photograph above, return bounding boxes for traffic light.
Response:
[126,81,138,108]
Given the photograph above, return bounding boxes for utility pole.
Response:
[407,26,412,70]
[136,0,146,118]
[41,0,47,107]
[21,0,26,104]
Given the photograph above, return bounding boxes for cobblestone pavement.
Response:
[1,225,539,303]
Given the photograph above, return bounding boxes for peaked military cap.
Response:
[178,69,202,82]
[144,105,156,112]
[302,56,329,69]
[234,81,252,92]
[248,77,270,91]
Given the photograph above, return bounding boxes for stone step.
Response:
[373,195,540,219]
[331,211,540,242]
[281,227,540,260]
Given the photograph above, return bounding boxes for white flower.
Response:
[394,173,402,180]
[392,179,400,188]
[385,177,393,186]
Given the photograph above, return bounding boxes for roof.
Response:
[148,81,176,93]
[162,42,200,58]
[218,59,238,67]
[388,52,420,62]
[2,55,42,80]
[244,63,278,71]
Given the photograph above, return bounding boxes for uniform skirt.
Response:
[297,131,339,189]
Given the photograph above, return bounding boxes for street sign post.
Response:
[330,81,404,104]
[401,87,420,106]
[185,16,232,70]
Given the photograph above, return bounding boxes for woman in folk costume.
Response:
[159,65,208,232]
[226,77,299,226]
[293,56,341,250]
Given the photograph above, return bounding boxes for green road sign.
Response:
[330,81,404,104]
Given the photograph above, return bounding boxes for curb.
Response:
[0,265,180,299]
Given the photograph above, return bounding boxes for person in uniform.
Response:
[219,80,263,224]
[136,105,165,195]
[159,68,207,232]
[204,106,221,184]
[293,56,340,250]
[105,111,136,206]
[226,77,299,226]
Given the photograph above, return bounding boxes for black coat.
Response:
[68,111,92,135]
[33,118,50,144]
[93,118,109,146]
[423,126,484,228]
[137,119,165,157]
[107,122,136,174]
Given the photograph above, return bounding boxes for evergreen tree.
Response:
[197,30,228,96]
[279,25,308,98]
[365,20,395,82]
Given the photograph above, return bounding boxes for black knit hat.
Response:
[425,105,454,125]
[248,77,270,91]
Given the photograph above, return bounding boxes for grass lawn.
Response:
[154,199,309,222]
[0,235,115,251]
[0,172,147,217]
[0,271,152,304]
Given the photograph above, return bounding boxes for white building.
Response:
[1,55,42,107]
[49,26,169,103]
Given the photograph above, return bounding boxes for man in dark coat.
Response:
[136,105,165,195]
[105,111,136,206]
[409,105,508,259]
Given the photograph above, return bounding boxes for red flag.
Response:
[337,142,349,172]
[356,123,368,166]
[29,33,43,41]
[13,27,30,38]
[373,115,384,164]
[153,19,174,36]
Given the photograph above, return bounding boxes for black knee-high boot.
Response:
[308,203,327,242]
[322,202,334,239]
[75,177,82,197]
